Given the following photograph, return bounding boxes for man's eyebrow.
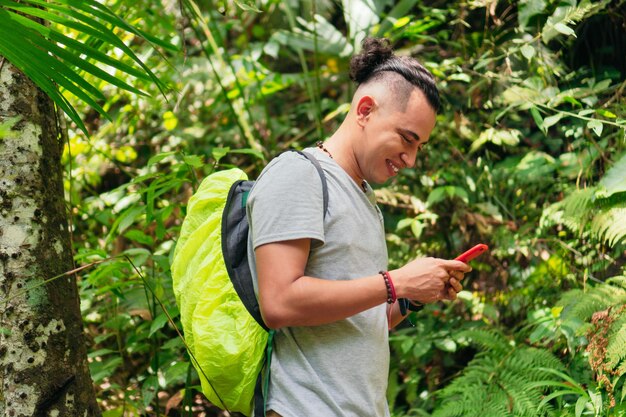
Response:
[397,128,420,142]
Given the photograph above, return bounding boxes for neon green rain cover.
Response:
[171,168,268,416]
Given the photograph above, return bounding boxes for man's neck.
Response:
[324,129,364,188]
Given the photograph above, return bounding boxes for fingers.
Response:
[443,285,457,300]
[448,270,464,282]
[445,259,473,273]
[448,277,463,293]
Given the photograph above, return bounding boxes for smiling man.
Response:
[246,38,471,417]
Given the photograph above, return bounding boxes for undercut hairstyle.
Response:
[349,38,440,113]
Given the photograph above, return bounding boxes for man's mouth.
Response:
[387,160,399,174]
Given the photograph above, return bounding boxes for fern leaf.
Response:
[558,282,626,330]
[457,329,511,354]
[590,205,626,247]
[607,276,626,290]
[605,315,626,372]
[541,1,603,43]
[434,335,563,417]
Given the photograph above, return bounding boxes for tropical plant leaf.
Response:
[590,206,626,247]
[541,0,607,43]
[0,0,171,135]
[341,0,383,45]
[598,152,626,196]
[434,329,565,417]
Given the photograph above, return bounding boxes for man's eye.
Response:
[401,135,411,143]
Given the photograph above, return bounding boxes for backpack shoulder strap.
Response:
[292,150,329,217]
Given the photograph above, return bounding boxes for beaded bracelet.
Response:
[379,271,397,304]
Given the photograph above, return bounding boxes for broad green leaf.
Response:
[147,151,177,166]
[392,16,411,29]
[182,154,204,168]
[163,362,190,386]
[530,106,545,134]
[518,0,547,29]
[448,73,471,83]
[341,0,380,45]
[396,218,413,230]
[597,109,617,118]
[575,396,588,417]
[427,186,469,207]
[589,389,603,414]
[141,375,159,408]
[587,119,603,137]
[375,0,419,36]
[515,151,556,183]
[520,44,536,60]
[124,230,154,246]
[410,219,425,239]
[149,313,169,337]
[212,147,231,162]
[233,0,262,12]
[228,148,265,161]
[106,206,144,243]
[553,22,576,37]
[471,128,521,153]
[434,338,457,352]
[599,152,626,194]
[543,113,563,129]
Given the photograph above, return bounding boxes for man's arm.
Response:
[255,238,470,329]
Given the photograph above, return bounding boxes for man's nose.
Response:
[400,152,416,169]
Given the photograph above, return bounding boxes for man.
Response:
[246,38,471,417]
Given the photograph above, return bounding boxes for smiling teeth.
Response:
[388,161,399,173]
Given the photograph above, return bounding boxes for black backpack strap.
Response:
[222,179,270,332]
[293,150,329,217]
[253,329,276,417]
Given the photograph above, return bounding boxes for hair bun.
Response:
[349,38,394,84]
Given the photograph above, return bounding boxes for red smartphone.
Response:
[455,244,488,263]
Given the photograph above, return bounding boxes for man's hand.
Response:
[391,257,471,304]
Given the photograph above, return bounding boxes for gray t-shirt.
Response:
[246,148,390,417]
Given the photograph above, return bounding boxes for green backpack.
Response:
[171,150,327,416]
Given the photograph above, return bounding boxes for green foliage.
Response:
[28,0,625,414]
[0,0,172,134]
[542,152,626,248]
[432,329,566,417]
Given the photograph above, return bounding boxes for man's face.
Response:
[356,89,436,184]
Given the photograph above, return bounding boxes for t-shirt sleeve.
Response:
[247,152,325,249]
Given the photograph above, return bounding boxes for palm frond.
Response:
[0,0,172,134]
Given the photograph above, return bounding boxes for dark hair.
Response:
[349,38,440,112]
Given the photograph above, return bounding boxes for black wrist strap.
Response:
[399,298,424,315]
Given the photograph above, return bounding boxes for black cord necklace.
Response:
[316,141,368,192]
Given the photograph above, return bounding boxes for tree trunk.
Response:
[0,59,101,416]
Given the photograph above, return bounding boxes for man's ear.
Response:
[355,95,376,126]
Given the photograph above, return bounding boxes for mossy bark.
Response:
[0,59,101,416]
